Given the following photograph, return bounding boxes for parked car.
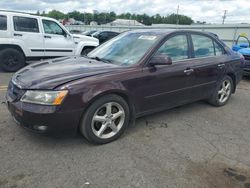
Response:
[6,30,243,144]
[69,29,82,34]
[92,31,119,44]
[232,33,250,75]
[81,30,97,36]
[0,10,99,72]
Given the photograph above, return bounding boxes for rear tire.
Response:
[0,48,25,72]
[208,76,233,107]
[80,94,130,144]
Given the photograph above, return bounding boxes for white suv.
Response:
[0,10,99,72]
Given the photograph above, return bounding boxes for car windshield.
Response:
[87,32,160,66]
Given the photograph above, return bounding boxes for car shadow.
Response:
[16,100,211,148]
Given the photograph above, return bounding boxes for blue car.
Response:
[232,34,250,75]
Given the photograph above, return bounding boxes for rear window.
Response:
[13,16,39,33]
[0,15,7,30]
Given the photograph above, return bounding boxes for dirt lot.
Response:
[0,72,250,188]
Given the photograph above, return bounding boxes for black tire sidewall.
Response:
[80,94,130,144]
[0,48,25,72]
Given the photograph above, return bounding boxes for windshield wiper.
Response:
[88,56,113,64]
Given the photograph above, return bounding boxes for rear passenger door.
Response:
[187,33,227,100]
[12,16,45,57]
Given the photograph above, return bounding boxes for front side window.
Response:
[42,20,65,35]
[156,35,188,61]
[192,34,215,57]
[13,16,39,33]
[0,15,7,30]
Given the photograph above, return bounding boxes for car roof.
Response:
[126,29,219,38]
[0,10,56,21]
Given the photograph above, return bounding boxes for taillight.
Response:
[237,52,245,65]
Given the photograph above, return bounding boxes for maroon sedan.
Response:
[6,30,243,144]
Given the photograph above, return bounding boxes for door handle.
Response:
[44,35,52,39]
[218,63,225,68]
[14,33,22,37]
[184,68,194,75]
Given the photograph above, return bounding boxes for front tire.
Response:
[209,76,233,106]
[0,48,26,72]
[80,94,130,144]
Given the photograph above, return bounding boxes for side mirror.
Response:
[149,54,172,66]
[64,32,71,38]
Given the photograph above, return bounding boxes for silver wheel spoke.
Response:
[223,81,227,89]
[219,93,225,101]
[218,88,224,94]
[93,115,106,122]
[112,111,123,120]
[106,103,112,116]
[97,123,108,137]
[109,122,118,133]
[225,83,230,90]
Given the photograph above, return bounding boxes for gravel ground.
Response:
[0,72,250,188]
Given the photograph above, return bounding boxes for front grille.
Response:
[7,81,25,102]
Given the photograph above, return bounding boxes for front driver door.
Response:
[137,34,196,114]
[42,19,75,57]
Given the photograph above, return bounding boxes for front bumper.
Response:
[7,100,83,136]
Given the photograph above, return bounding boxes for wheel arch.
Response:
[75,41,99,55]
[82,90,136,126]
[226,72,236,93]
[0,44,26,58]
[80,46,96,54]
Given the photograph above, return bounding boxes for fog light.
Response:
[33,125,48,131]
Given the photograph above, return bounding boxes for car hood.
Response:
[238,48,250,55]
[12,56,121,90]
[72,34,99,44]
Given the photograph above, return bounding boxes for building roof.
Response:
[109,19,144,26]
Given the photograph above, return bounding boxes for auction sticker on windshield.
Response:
[138,35,157,40]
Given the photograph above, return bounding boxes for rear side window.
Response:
[192,34,215,57]
[214,42,224,56]
[0,15,7,30]
[156,35,188,62]
[13,16,39,33]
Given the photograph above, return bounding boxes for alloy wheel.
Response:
[218,79,231,103]
[91,102,125,139]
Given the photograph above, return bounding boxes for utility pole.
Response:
[222,10,227,24]
[176,5,179,25]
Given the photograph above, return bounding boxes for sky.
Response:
[1,0,250,24]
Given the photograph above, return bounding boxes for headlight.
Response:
[21,90,68,105]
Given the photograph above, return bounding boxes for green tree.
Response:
[67,11,82,21]
[164,13,193,25]
[47,10,65,20]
